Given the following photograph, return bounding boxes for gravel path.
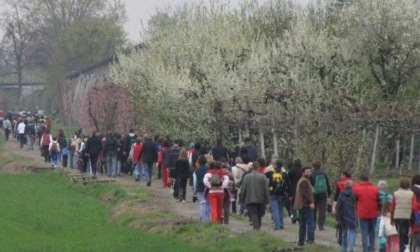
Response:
[4,137,363,251]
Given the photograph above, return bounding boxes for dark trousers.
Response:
[89,154,98,175]
[394,219,411,252]
[247,203,266,230]
[298,207,315,245]
[42,145,50,163]
[314,194,327,229]
[223,192,230,225]
[82,155,89,173]
[18,133,25,147]
[4,128,10,141]
[178,177,187,201]
[62,154,68,168]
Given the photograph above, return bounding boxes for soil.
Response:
[3,138,362,251]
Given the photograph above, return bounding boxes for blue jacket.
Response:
[337,188,357,228]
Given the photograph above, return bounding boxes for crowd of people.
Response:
[5,115,420,251]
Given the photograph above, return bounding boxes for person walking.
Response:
[310,160,332,231]
[204,161,230,223]
[390,177,416,252]
[40,129,52,163]
[336,181,357,252]
[266,160,291,230]
[85,131,102,177]
[353,174,380,252]
[193,155,210,221]
[378,201,399,252]
[175,148,190,203]
[138,136,158,187]
[17,120,26,148]
[3,116,11,141]
[294,166,315,246]
[49,137,60,168]
[24,120,36,150]
[288,158,303,223]
[104,132,118,177]
[210,138,230,161]
[239,161,270,230]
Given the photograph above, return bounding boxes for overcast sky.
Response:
[123,0,310,42]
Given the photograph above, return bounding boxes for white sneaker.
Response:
[182,200,186,203]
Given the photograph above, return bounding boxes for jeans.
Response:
[50,150,58,167]
[69,149,75,169]
[359,218,376,252]
[133,162,143,181]
[106,154,117,176]
[298,207,315,245]
[26,135,33,150]
[341,227,356,252]
[270,194,285,229]
[116,159,122,175]
[197,192,210,221]
[18,133,25,147]
[143,162,152,184]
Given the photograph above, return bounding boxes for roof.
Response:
[65,44,144,80]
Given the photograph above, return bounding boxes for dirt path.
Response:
[3,138,361,251]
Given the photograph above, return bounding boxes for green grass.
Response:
[0,173,208,252]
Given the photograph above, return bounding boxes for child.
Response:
[49,137,60,168]
[336,180,357,252]
[378,201,399,252]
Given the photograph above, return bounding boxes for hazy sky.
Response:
[123,0,310,42]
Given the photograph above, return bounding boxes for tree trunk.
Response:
[396,138,400,169]
[272,128,278,156]
[356,127,366,172]
[409,133,415,170]
[369,125,380,175]
[259,128,265,159]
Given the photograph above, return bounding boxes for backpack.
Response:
[51,142,58,151]
[272,172,286,195]
[314,174,327,194]
[210,173,222,187]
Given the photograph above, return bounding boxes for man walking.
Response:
[240,161,270,230]
[294,166,315,246]
[310,160,331,231]
[139,135,158,186]
[353,174,380,252]
[17,119,26,148]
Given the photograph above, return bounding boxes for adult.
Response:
[3,116,11,141]
[204,161,230,223]
[79,137,89,173]
[40,129,52,163]
[104,132,118,177]
[410,175,420,251]
[266,160,291,230]
[239,137,258,162]
[336,181,357,252]
[294,166,315,246]
[288,158,303,223]
[44,116,52,129]
[211,138,230,162]
[310,160,332,231]
[221,160,235,225]
[132,137,143,181]
[166,139,181,197]
[17,120,26,148]
[239,161,270,230]
[116,134,124,176]
[157,140,170,187]
[390,177,416,252]
[138,136,158,187]
[193,156,210,221]
[123,129,137,174]
[232,155,251,215]
[175,149,190,202]
[353,174,380,252]
[85,131,102,177]
[56,129,67,165]
[68,133,78,169]
[24,120,36,150]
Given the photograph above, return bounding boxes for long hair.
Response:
[381,201,391,216]
[178,148,188,161]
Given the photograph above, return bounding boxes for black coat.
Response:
[139,139,158,164]
[175,160,190,179]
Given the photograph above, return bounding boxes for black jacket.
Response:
[336,188,357,228]
[175,160,190,179]
[139,139,158,164]
[288,164,303,196]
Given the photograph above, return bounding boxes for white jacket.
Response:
[378,215,398,237]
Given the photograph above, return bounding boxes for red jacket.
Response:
[132,143,143,163]
[353,181,379,219]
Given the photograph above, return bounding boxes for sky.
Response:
[122,0,310,43]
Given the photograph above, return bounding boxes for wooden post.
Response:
[272,128,278,156]
[396,139,400,169]
[369,125,379,175]
[259,128,265,159]
[409,133,415,170]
